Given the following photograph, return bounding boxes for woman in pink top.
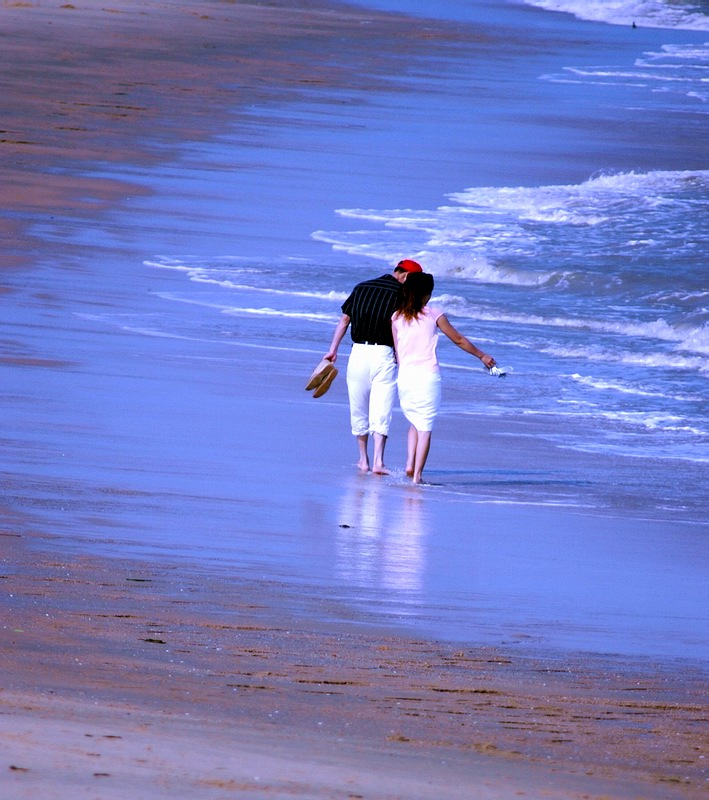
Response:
[392,272,496,484]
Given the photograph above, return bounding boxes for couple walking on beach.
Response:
[324,260,496,484]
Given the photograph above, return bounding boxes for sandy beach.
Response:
[1,0,707,797]
[3,529,707,798]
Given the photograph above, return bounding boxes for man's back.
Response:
[342,273,401,346]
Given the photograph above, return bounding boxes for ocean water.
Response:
[310,169,709,464]
[523,0,709,30]
[10,0,706,660]
[133,0,708,525]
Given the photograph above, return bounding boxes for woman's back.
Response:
[392,305,443,373]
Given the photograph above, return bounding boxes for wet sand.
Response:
[1,0,707,797]
[3,532,707,799]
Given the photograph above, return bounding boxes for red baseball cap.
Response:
[396,259,423,273]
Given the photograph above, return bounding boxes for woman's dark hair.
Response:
[396,272,434,322]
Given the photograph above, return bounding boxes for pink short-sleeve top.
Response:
[392,305,444,373]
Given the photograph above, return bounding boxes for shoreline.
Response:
[0,0,456,267]
[5,324,704,663]
[1,0,707,797]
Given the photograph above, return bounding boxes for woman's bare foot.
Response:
[372,463,390,475]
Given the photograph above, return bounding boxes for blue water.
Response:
[130,0,708,485]
[16,0,708,660]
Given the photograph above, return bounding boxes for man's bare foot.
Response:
[372,464,390,476]
[357,459,370,472]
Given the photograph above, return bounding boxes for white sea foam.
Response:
[542,41,709,103]
[570,373,699,400]
[598,410,706,436]
[648,43,709,61]
[156,293,340,323]
[556,439,709,463]
[315,171,709,289]
[522,0,709,31]
[312,227,560,286]
[145,256,260,275]
[191,276,348,302]
[543,343,709,371]
[571,373,664,396]
[448,170,709,223]
[649,290,709,303]
[146,257,348,301]
[437,296,709,356]
[444,186,608,226]
[520,406,708,439]
[420,255,569,286]
[221,307,337,322]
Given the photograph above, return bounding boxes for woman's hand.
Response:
[481,353,495,369]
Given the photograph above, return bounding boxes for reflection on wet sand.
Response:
[336,477,428,600]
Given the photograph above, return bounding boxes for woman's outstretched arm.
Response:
[437,314,496,368]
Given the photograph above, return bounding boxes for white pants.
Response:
[397,369,441,432]
[346,343,397,437]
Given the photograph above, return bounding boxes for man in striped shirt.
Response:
[324,259,423,474]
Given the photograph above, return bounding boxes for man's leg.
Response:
[371,432,389,476]
[356,434,370,472]
[369,351,397,475]
[347,345,372,471]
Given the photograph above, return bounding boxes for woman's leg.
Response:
[412,430,432,484]
[398,370,439,481]
[406,425,418,477]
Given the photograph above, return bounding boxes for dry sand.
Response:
[1,0,707,797]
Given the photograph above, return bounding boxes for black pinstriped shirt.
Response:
[341,274,402,347]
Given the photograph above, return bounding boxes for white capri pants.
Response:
[397,369,441,432]
[346,343,397,437]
